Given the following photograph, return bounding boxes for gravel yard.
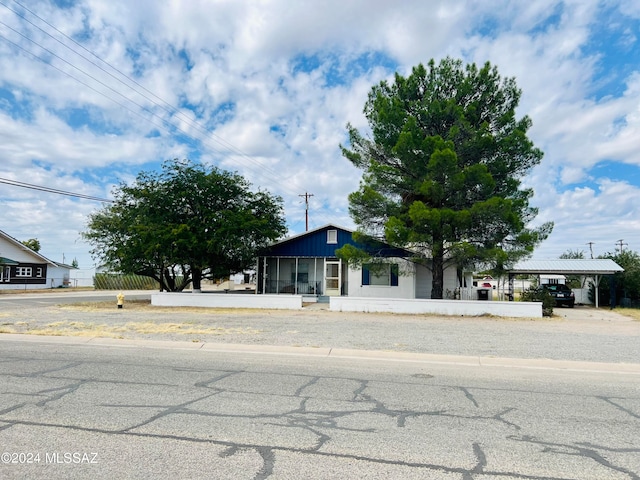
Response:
[1,297,639,364]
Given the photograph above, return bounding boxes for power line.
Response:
[0,0,313,201]
[0,177,113,202]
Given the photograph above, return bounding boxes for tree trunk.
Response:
[431,240,445,299]
[431,255,444,299]
[192,267,202,292]
[163,268,176,292]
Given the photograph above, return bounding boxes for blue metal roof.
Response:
[259,224,410,258]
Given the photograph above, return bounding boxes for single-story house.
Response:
[0,229,75,290]
[255,224,460,299]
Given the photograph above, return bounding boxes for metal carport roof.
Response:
[510,259,623,275]
[509,259,624,308]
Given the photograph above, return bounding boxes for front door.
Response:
[324,260,341,296]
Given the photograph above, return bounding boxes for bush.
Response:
[520,287,555,316]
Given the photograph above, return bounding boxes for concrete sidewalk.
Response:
[2,333,640,375]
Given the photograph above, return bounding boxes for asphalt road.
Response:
[0,290,152,307]
[1,339,639,479]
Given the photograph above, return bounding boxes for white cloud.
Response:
[1,0,640,270]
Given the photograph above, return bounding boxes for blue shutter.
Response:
[362,265,370,285]
[390,264,399,286]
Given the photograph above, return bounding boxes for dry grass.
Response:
[614,307,640,321]
[1,319,262,338]
[60,299,270,315]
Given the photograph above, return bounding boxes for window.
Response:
[327,229,337,244]
[362,264,399,286]
[16,267,32,277]
[36,267,43,278]
[1,266,9,282]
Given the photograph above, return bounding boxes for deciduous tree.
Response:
[83,159,287,291]
[21,238,41,252]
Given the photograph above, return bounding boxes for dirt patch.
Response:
[0,318,263,339]
[59,299,273,315]
[552,305,636,322]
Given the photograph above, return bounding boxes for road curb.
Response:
[2,333,639,375]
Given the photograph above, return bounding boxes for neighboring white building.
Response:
[0,229,75,290]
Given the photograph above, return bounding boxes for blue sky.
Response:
[1,0,639,272]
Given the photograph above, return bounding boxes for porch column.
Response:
[295,258,299,295]
[508,273,515,301]
[276,258,280,295]
[314,258,317,295]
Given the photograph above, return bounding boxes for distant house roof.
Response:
[0,257,19,265]
[510,259,623,275]
[0,229,61,267]
[259,224,411,258]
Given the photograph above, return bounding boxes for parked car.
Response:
[542,284,575,308]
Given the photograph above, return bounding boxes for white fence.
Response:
[152,292,303,310]
[330,297,542,317]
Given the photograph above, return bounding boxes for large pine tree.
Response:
[341,58,553,298]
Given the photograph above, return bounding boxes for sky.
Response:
[1,0,639,272]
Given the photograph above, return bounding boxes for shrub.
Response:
[520,286,555,316]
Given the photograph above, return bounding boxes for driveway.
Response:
[554,303,631,322]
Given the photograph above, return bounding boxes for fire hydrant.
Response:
[117,292,125,309]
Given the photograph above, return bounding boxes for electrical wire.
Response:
[0,0,337,228]
[0,0,313,199]
[0,177,113,202]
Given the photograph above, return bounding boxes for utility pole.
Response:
[616,239,628,254]
[299,192,314,231]
[586,242,595,259]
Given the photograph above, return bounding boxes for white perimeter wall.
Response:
[151,292,542,318]
[0,283,48,290]
[330,297,542,318]
[152,292,303,310]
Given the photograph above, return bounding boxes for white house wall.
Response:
[0,238,39,262]
[47,265,72,288]
[347,258,415,299]
[415,263,458,299]
[346,258,460,300]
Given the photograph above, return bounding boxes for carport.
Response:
[508,259,624,308]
